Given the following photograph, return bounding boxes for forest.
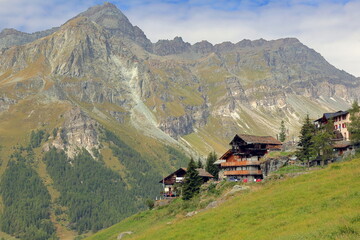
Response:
[0,127,190,238]
[0,151,56,240]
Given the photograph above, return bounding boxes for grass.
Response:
[272,165,307,174]
[87,157,360,240]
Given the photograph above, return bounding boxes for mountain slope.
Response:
[0,2,360,239]
[88,157,360,240]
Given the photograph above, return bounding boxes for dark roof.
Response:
[219,149,232,160]
[231,134,282,145]
[159,167,213,183]
[333,141,352,149]
[315,111,348,122]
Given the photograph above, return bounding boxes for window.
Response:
[342,123,346,128]
[342,115,346,120]
[339,124,341,129]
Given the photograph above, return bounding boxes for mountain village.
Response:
[159,108,358,200]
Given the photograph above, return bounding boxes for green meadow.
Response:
[87,156,360,240]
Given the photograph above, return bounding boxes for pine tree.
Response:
[313,119,334,165]
[205,152,219,179]
[279,120,286,142]
[182,158,202,200]
[197,158,203,168]
[349,100,360,147]
[297,114,316,167]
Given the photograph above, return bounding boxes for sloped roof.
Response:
[232,134,282,145]
[159,167,213,183]
[315,111,348,122]
[333,141,352,149]
[219,149,232,160]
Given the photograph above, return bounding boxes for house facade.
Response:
[159,168,213,198]
[314,111,350,141]
[216,134,282,181]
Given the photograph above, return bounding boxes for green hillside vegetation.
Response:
[0,151,56,240]
[87,157,360,240]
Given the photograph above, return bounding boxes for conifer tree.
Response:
[313,119,334,165]
[279,120,286,142]
[349,100,360,147]
[197,158,203,168]
[205,152,219,179]
[297,114,316,167]
[182,158,202,200]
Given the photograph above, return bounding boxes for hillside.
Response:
[88,157,360,240]
[0,2,360,239]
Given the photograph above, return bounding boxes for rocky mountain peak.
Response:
[75,2,130,30]
[154,36,192,55]
[192,40,214,54]
[73,2,153,51]
[0,28,27,37]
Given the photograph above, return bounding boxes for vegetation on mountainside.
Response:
[279,120,286,142]
[205,152,219,179]
[182,158,202,200]
[349,101,360,147]
[87,156,360,240]
[0,150,56,240]
[297,114,316,166]
[101,129,163,197]
[313,119,335,163]
[297,114,334,166]
[43,148,139,233]
[30,129,47,148]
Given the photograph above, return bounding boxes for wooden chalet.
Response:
[159,168,213,198]
[216,134,282,181]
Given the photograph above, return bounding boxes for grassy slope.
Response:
[88,158,360,240]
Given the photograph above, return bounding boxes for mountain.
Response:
[0,3,359,239]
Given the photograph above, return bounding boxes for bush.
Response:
[145,199,155,210]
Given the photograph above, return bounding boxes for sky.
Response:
[0,0,359,77]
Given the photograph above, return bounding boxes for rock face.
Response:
[154,37,192,56]
[261,157,289,177]
[0,27,58,49]
[51,108,100,158]
[73,2,153,52]
[0,3,359,155]
[0,97,16,112]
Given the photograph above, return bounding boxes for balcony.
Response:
[221,161,261,167]
[224,170,262,176]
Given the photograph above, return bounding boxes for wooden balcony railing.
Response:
[224,170,262,176]
[221,161,261,167]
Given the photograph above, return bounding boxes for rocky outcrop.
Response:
[73,2,153,52]
[0,96,16,112]
[192,40,214,54]
[154,37,191,56]
[260,157,289,177]
[0,27,58,49]
[51,108,100,158]
[159,114,194,138]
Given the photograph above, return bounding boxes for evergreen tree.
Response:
[297,114,316,167]
[313,119,335,165]
[182,158,202,200]
[205,152,219,179]
[348,100,360,147]
[279,120,286,142]
[197,158,203,168]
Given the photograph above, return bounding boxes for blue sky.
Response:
[0,0,359,76]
